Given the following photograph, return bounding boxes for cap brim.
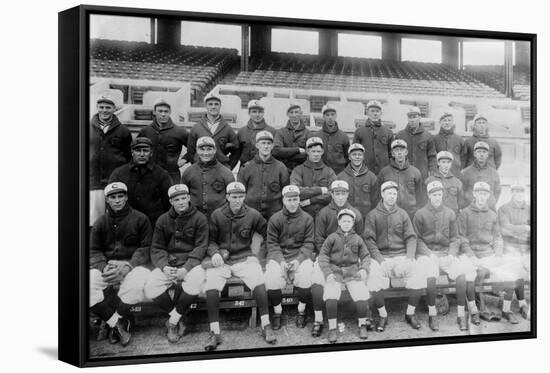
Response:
[169,191,189,199]
[97,99,115,106]
[105,189,127,197]
[283,192,300,198]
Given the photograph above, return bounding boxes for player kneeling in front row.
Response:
[90,182,152,346]
[315,209,371,343]
[265,185,315,330]
[204,182,276,351]
[363,181,426,331]
[144,184,208,343]
[413,181,477,331]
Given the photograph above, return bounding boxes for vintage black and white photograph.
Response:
[71,5,534,364]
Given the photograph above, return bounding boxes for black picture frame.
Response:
[59,4,536,367]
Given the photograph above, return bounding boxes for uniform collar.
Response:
[246,119,267,130]
[151,117,175,131]
[322,121,339,134]
[168,204,197,219]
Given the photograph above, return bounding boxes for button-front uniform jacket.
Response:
[237,154,289,220]
[497,200,531,251]
[377,159,423,218]
[433,125,467,176]
[90,114,132,190]
[207,203,267,265]
[396,124,437,181]
[413,203,460,257]
[464,131,502,170]
[363,201,417,263]
[315,200,364,253]
[460,160,501,210]
[186,115,240,169]
[425,170,465,215]
[337,163,378,218]
[272,120,310,172]
[267,207,315,264]
[458,202,503,258]
[180,158,235,218]
[352,119,394,175]
[310,122,350,175]
[90,204,152,272]
[138,118,189,180]
[150,204,208,273]
[290,159,337,218]
[318,228,371,282]
[236,119,276,166]
[109,160,172,225]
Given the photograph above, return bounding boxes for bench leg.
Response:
[249,306,258,328]
[479,292,486,311]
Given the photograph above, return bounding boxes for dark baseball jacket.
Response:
[89,114,132,190]
[497,200,531,251]
[108,160,172,225]
[458,202,503,258]
[413,203,460,257]
[460,160,501,210]
[90,204,152,272]
[464,131,502,170]
[266,207,315,264]
[186,115,240,169]
[237,154,289,220]
[396,124,437,181]
[315,200,364,252]
[150,204,208,272]
[377,159,423,217]
[180,158,235,218]
[425,169,465,215]
[337,163,379,218]
[433,125,467,176]
[318,228,370,282]
[272,120,310,172]
[235,119,276,165]
[311,121,350,174]
[290,159,337,218]
[207,203,267,265]
[352,119,394,175]
[363,201,417,262]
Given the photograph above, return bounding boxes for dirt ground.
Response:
[89,293,531,359]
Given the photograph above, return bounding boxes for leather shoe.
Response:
[359,324,368,340]
[263,326,277,344]
[428,316,439,331]
[328,328,338,344]
[502,311,519,324]
[177,317,188,337]
[365,318,374,331]
[97,321,110,341]
[470,312,481,325]
[166,320,179,343]
[271,314,282,330]
[108,326,120,344]
[311,321,323,337]
[405,314,421,329]
[519,304,530,320]
[114,318,131,347]
[204,332,222,351]
[376,317,388,332]
[457,316,468,331]
[296,312,307,328]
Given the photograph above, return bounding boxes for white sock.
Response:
[210,322,220,334]
[518,299,527,307]
[378,306,388,318]
[273,304,283,314]
[406,304,416,315]
[314,310,323,323]
[168,308,181,325]
[297,302,306,314]
[503,300,512,313]
[328,318,337,330]
[468,301,479,314]
[106,312,121,328]
[457,305,465,317]
[260,314,270,328]
[428,305,437,316]
[358,317,367,327]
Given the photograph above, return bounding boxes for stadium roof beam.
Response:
[156,18,181,47]
[250,24,271,61]
[382,34,401,61]
[442,37,460,69]
[319,29,338,56]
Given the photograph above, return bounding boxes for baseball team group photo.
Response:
[86,12,533,359]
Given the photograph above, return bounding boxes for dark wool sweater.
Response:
[315,200,364,252]
[272,120,310,172]
[290,159,337,218]
[413,203,460,257]
[396,124,437,180]
[352,119,394,175]
[497,200,531,250]
[433,125,467,176]
[310,122,350,174]
[337,163,378,218]
[377,159,423,217]
[236,119,276,165]
[458,202,503,258]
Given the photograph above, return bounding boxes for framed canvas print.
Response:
[58,4,536,367]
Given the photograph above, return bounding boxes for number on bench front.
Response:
[234,300,245,307]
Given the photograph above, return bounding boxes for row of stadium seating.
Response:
[463,65,531,101]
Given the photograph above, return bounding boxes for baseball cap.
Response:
[168,184,189,198]
[427,180,444,194]
[473,181,491,192]
[474,141,490,152]
[97,94,115,106]
[407,106,421,116]
[321,104,336,115]
[204,92,222,104]
[391,139,407,150]
[255,130,274,143]
[153,98,171,110]
[473,113,488,123]
[381,181,399,192]
[348,143,365,155]
[437,151,454,162]
[104,182,128,197]
[197,136,216,149]
[366,100,382,110]
[287,102,301,113]
[131,137,153,150]
[282,185,300,198]
[306,137,324,149]
[247,100,264,111]
[337,208,356,221]
[226,181,246,194]
[440,112,453,121]
[331,180,349,192]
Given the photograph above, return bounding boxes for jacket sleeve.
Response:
[317,235,334,279]
[493,141,502,169]
[266,217,285,264]
[457,210,473,256]
[358,236,371,274]
[448,211,461,257]
[290,167,323,200]
[227,129,240,170]
[498,206,529,239]
[310,169,336,205]
[90,218,108,272]
[492,218,504,256]
[160,170,173,212]
[354,211,365,238]
[253,211,268,256]
[107,166,122,184]
[464,140,474,168]
[297,216,315,263]
[370,174,380,207]
[342,135,350,166]
[460,138,467,171]
[457,179,466,211]
[314,212,328,253]
[184,213,209,272]
[207,213,221,257]
[273,130,300,159]
[493,170,502,203]
[279,163,290,188]
[185,128,197,163]
[402,213,417,260]
[412,212,433,257]
[122,129,132,163]
[129,214,152,268]
[236,163,248,185]
[150,217,170,270]
[427,135,437,173]
[363,213,384,263]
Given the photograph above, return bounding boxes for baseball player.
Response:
[460,141,501,211]
[185,92,240,169]
[237,130,289,223]
[290,137,337,219]
[337,143,379,218]
[108,137,172,225]
[312,104,350,175]
[235,100,276,166]
[464,114,502,170]
[352,100,394,175]
[89,94,132,225]
[265,185,315,330]
[203,182,276,351]
[315,208,371,343]
[377,139,423,219]
[413,180,477,331]
[363,181,428,331]
[144,184,208,343]
[89,182,152,346]
[138,98,189,184]
[425,151,465,215]
[458,182,522,324]
[433,112,467,177]
[497,184,531,319]
[272,102,310,173]
[180,136,235,218]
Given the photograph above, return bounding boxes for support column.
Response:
[319,29,338,56]
[156,18,181,48]
[241,25,250,72]
[382,34,401,61]
[442,37,459,69]
[514,41,530,71]
[250,25,271,57]
[504,40,514,98]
